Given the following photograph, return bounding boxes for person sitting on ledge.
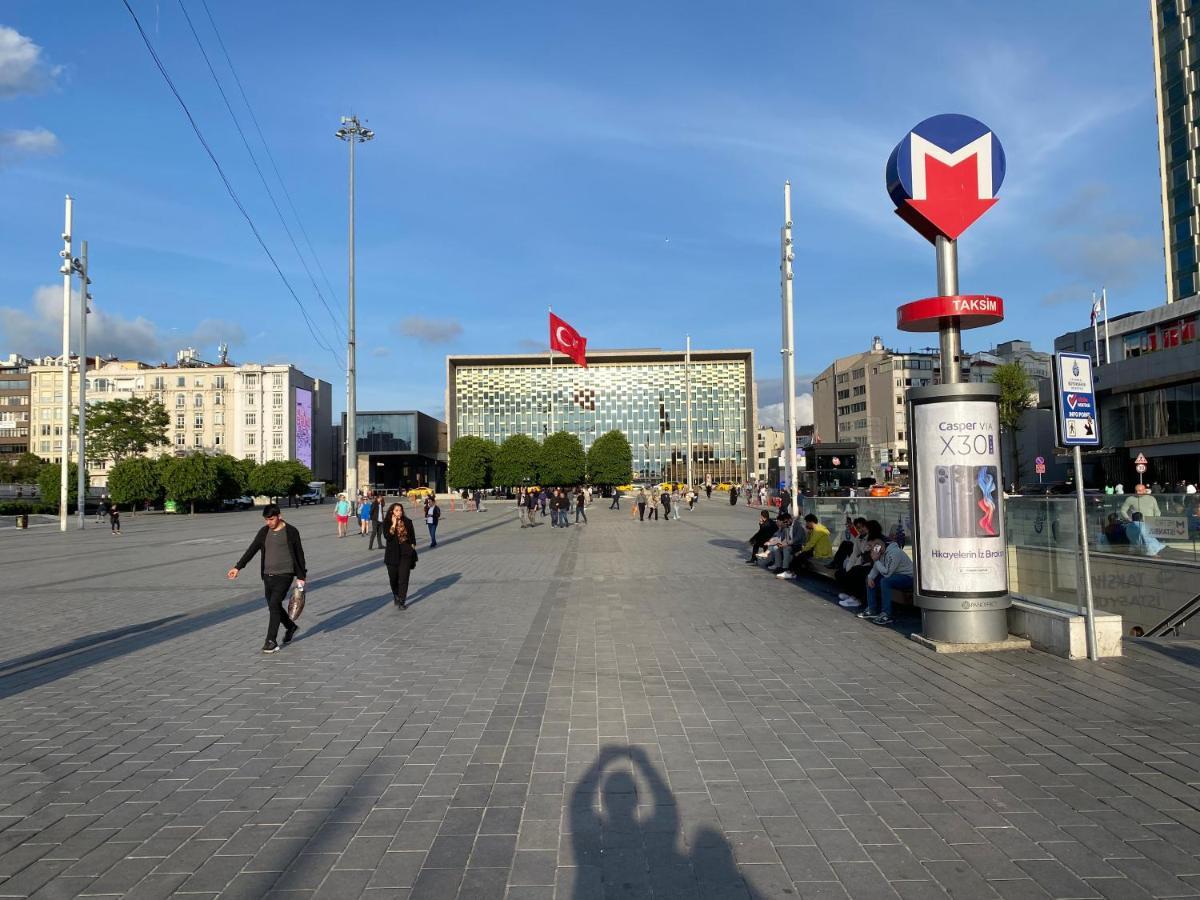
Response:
[745,510,777,565]
[760,513,794,571]
[778,514,833,580]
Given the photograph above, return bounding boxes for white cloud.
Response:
[757,393,813,429]
[0,26,61,97]
[370,346,392,358]
[0,127,60,166]
[0,285,243,363]
[393,316,463,343]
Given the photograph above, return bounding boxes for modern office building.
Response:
[1151,0,1200,303]
[446,349,755,484]
[27,349,333,485]
[341,410,448,493]
[1055,294,1200,486]
[0,354,33,459]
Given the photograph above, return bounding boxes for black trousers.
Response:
[263,574,295,642]
[368,521,384,549]
[835,564,870,596]
[386,558,413,603]
[638,503,646,520]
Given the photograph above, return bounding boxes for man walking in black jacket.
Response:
[228,504,307,653]
[368,493,385,550]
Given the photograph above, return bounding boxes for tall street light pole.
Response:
[74,242,90,529]
[780,182,800,515]
[336,115,374,501]
[57,196,73,533]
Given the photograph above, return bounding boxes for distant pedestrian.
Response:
[384,502,417,608]
[525,489,538,526]
[540,490,548,518]
[705,484,712,500]
[368,494,386,550]
[109,503,121,535]
[730,486,739,506]
[227,504,306,654]
[358,497,372,536]
[424,496,441,547]
[609,488,621,510]
[637,488,648,521]
[334,493,351,538]
[575,488,588,524]
[648,488,659,520]
[661,490,672,521]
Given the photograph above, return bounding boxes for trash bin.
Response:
[15,514,28,529]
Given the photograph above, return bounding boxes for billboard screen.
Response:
[295,388,313,469]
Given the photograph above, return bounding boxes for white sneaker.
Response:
[837,593,851,602]
[839,597,861,608]
[776,571,796,580]
[755,551,770,559]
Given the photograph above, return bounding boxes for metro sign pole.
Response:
[887,114,1013,648]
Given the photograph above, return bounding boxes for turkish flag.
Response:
[549,312,587,368]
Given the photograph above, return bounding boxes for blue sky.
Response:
[0,1,1164,426]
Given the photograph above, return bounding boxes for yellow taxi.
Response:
[406,486,434,500]
[715,482,734,491]
[614,484,634,494]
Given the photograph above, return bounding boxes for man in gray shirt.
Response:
[228,504,308,653]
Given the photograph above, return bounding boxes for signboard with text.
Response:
[1053,352,1100,447]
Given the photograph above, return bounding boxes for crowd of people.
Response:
[744,509,913,626]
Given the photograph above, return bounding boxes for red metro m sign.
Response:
[886,114,1006,243]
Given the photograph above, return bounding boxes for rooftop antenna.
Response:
[217,342,229,365]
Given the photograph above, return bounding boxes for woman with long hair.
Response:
[383,502,417,608]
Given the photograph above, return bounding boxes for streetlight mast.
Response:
[335,115,374,500]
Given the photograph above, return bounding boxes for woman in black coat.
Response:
[383,502,417,608]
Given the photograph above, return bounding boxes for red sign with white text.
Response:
[896,295,1004,333]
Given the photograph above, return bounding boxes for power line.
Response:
[175,0,345,344]
[198,0,344,318]
[119,0,342,371]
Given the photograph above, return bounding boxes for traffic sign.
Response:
[886,114,1006,243]
[1135,463,1147,474]
[1052,352,1101,447]
[1135,452,1148,466]
[1034,456,1045,466]
[1035,463,1047,475]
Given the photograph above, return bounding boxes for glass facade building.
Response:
[1152,0,1200,303]
[446,350,755,483]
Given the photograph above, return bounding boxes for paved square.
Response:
[3,498,1200,898]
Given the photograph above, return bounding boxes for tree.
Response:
[493,434,541,487]
[540,431,586,486]
[1,452,45,484]
[81,397,169,461]
[211,454,247,501]
[249,460,313,499]
[37,461,81,510]
[447,435,494,489]
[236,457,259,493]
[108,457,161,511]
[993,361,1037,490]
[586,430,633,486]
[160,453,218,515]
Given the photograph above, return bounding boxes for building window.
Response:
[214,411,224,426]
[273,392,283,408]
[244,374,258,386]
[175,434,186,446]
[246,393,255,407]
[176,395,185,407]
[245,433,256,447]
[215,375,225,389]
[245,412,257,427]
[214,393,223,406]
[153,376,165,390]
[194,394,203,408]
[176,415,185,429]
[177,376,186,387]
[272,433,284,449]
[215,433,224,446]
[194,415,204,428]
[273,373,284,389]
[273,413,283,428]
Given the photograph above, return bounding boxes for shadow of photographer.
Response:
[569,745,760,898]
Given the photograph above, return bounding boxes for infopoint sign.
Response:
[1053,352,1101,447]
[909,396,1007,598]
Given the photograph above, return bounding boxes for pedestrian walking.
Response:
[368,493,386,550]
[686,488,696,511]
[334,493,351,537]
[609,488,621,510]
[358,496,372,536]
[557,489,572,527]
[661,489,672,521]
[730,485,739,506]
[227,504,306,654]
[705,484,712,500]
[539,490,548,518]
[525,488,538,526]
[647,488,659,520]
[636,488,648,521]
[424,496,441,547]
[575,487,588,524]
[585,486,593,507]
[109,503,121,535]
[384,502,417,609]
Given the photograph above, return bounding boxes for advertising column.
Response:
[908,383,1010,642]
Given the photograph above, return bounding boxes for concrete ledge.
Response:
[1007,595,1123,659]
[909,634,1032,654]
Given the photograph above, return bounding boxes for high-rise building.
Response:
[0,354,33,459]
[27,350,332,485]
[446,349,755,484]
[1151,0,1200,303]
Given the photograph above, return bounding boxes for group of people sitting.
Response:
[746,512,913,626]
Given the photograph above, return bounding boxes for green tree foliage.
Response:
[235,457,258,493]
[211,454,247,501]
[37,461,80,510]
[492,434,541,487]
[249,460,313,499]
[586,430,633,486]
[82,397,169,461]
[447,435,494,489]
[160,453,218,515]
[540,431,586,486]
[0,451,45,484]
[992,361,1037,488]
[107,457,162,510]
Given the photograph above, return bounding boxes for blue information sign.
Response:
[1053,352,1100,447]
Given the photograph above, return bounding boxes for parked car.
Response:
[298,490,323,505]
[222,495,254,511]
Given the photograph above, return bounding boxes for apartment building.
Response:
[755,426,786,484]
[28,349,332,485]
[0,354,33,458]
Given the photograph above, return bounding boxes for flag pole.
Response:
[1091,291,1100,366]
[1102,287,1111,364]
[548,305,554,435]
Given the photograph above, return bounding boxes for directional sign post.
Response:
[889,114,1011,647]
[1134,452,1148,486]
[1052,352,1100,660]
[1035,455,1046,482]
